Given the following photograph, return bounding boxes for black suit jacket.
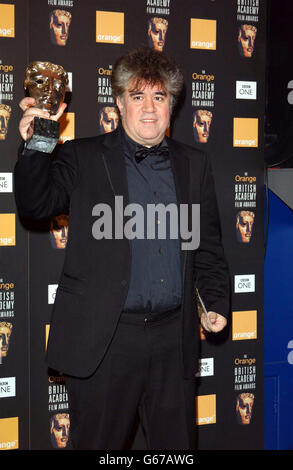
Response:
[14,126,230,379]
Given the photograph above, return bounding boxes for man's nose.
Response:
[142,96,155,112]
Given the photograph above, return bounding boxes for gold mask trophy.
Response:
[23,61,68,153]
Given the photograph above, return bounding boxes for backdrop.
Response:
[0,0,265,450]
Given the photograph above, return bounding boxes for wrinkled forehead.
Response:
[127,78,168,95]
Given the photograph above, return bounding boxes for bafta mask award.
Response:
[23,61,68,153]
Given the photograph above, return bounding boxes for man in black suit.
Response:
[15,46,230,450]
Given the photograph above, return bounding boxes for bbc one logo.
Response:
[0,377,16,398]
[190,19,216,50]
[96,11,124,44]
[0,4,15,38]
[236,81,257,100]
[0,173,13,193]
[234,274,255,293]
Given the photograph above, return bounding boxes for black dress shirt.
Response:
[122,129,182,314]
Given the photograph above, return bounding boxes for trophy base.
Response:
[26,116,60,153]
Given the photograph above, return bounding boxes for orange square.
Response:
[45,324,50,351]
[59,112,75,143]
[233,118,258,147]
[190,19,216,50]
[196,394,216,425]
[0,213,15,246]
[0,417,18,450]
[232,310,257,341]
[0,4,15,38]
[96,11,124,44]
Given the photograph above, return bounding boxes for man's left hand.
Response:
[200,311,227,333]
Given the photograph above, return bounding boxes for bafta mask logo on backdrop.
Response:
[147,17,168,52]
[49,9,72,46]
[238,24,257,58]
[0,321,13,360]
[98,106,119,134]
[236,210,255,243]
[193,110,212,144]
[50,413,70,449]
[0,104,11,141]
[50,214,69,249]
[236,393,254,424]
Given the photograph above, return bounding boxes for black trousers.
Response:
[65,308,197,450]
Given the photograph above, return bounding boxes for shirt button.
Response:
[160,279,164,283]
[121,280,127,287]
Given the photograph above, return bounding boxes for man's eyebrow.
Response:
[128,90,167,96]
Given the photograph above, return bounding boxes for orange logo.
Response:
[0,214,15,246]
[96,11,124,44]
[190,19,217,50]
[233,118,258,147]
[0,4,15,38]
[59,112,75,144]
[196,394,216,425]
[0,417,18,450]
[232,310,257,341]
[45,324,50,350]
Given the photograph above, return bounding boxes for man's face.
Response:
[236,395,254,424]
[0,324,12,357]
[116,82,171,147]
[148,18,168,52]
[0,105,11,141]
[50,10,71,46]
[50,414,70,448]
[99,107,119,134]
[50,215,69,249]
[236,212,254,243]
[26,69,66,115]
[238,25,257,58]
[193,111,212,143]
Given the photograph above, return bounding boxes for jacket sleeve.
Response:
[14,140,80,220]
[194,153,230,318]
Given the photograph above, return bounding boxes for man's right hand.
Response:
[19,97,67,141]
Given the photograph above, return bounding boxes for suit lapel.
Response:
[100,126,130,208]
[167,137,191,272]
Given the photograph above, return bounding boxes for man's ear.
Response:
[116,96,123,117]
